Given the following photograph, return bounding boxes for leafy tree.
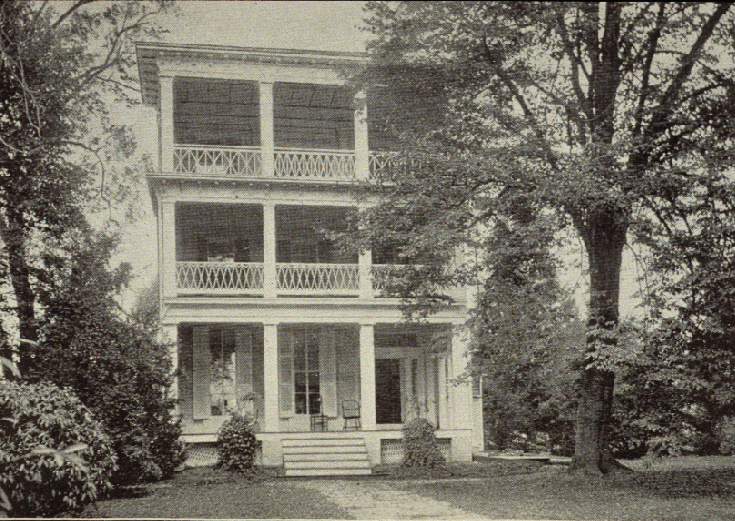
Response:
[0,0,168,374]
[613,173,735,457]
[30,228,185,486]
[472,200,581,452]
[357,1,735,473]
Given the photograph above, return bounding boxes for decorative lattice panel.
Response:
[174,146,262,177]
[276,263,359,294]
[371,265,405,291]
[368,152,422,179]
[274,149,355,179]
[177,262,264,293]
[185,441,263,467]
[380,438,452,464]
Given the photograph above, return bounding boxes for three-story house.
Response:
[136,42,484,475]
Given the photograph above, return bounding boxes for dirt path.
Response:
[296,479,491,519]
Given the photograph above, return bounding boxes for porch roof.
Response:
[136,42,367,107]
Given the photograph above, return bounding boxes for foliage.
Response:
[715,417,735,456]
[471,198,580,453]
[30,230,185,487]
[0,381,116,517]
[356,1,735,472]
[217,413,259,473]
[0,0,169,374]
[401,418,445,469]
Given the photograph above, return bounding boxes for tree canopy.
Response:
[0,0,169,374]
[356,1,735,473]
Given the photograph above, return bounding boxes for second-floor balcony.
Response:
[169,203,463,300]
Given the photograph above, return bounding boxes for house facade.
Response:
[136,42,483,472]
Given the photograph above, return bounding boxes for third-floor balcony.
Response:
[160,77,398,181]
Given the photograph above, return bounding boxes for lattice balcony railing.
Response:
[274,149,355,179]
[371,264,466,301]
[368,152,423,179]
[276,263,359,295]
[177,262,264,294]
[371,264,408,292]
[173,146,262,177]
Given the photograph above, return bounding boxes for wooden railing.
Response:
[176,262,264,295]
[173,145,262,177]
[274,148,355,179]
[276,263,359,295]
[174,261,465,300]
[170,145,405,180]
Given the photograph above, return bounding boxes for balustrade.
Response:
[176,262,264,295]
[274,148,355,179]
[276,263,359,295]
[168,145,401,181]
[173,146,262,177]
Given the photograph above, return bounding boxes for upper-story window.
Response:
[274,83,354,150]
[174,77,259,146]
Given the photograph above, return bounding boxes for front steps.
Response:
[282,436,372,477]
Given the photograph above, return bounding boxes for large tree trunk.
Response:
[570,207,627,473]
[0,214,38,378]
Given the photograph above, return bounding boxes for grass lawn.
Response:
[394,458,735,521]
[81,467,351,519]
[81,457,735,520]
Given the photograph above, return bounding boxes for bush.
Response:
[716,416,735,455]
[401,418,445,469]
[217,413,259,472]
[31,231,186,487]
[0,381,117,517]
[32,317,187,486]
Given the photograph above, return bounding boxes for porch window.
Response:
[293,328,320,415]
[209,327,236,416]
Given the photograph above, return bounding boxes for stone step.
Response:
[286,459,372,470]
[282,438,366,447]
[284,452,368,462]
[285,468,373,477]
[283,444,368,454]
[282,436,372,477]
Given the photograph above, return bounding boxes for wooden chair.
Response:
[342,400,361,430]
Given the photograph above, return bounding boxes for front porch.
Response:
[174,322,480,465]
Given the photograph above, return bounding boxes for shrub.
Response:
[32,317,187,486]
[31,231,187,487]
[217,413,259,472]
[401,418,445,469]
[716,416,735,455]
[0,381,117,517]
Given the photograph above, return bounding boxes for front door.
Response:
[375,358,402,423]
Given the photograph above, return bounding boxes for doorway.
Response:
[375,359,402,424]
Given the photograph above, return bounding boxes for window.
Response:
[209,327,237,416]
[293,329,320,414]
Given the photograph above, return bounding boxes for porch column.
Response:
[160,201,177,300]
[359,323,377,430]
[358,247,372,299]
[450,323,472,430]
[259,81,275,177]
[354,90,369,180]
[160,75,174,174]
[263,202,276,298]
[263,322,279,432]
[161,323,180,416]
